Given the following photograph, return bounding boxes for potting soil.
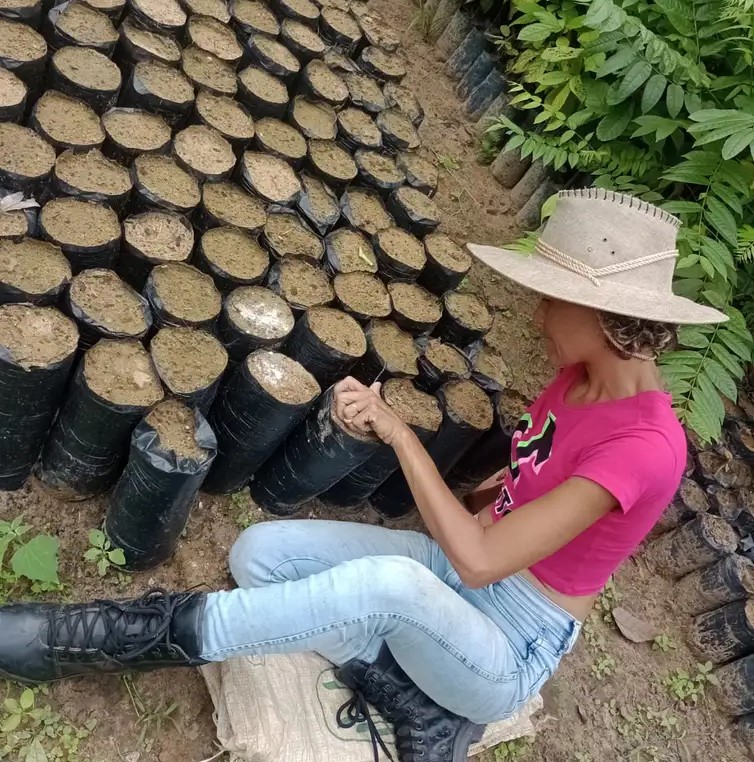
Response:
[0,16,45,62]
[424,231,470,272]
[271,257,333,309]
[339,107,382,147]
[425,338,467,375]
[263,211,323,261]
[344,72,386,112]
[240,150,302,204]
[334,271,391,318]
[289,96,337,139]
[195,91,255,143]
[0,123,55,182]
[134,154,201,210]
[101,108,172,153]
[377,108,420,150]
[202,181,267,231]
[131,0,186,28]
[184,0,231,22]
[0,303,77,368]
[55,149,132,198]
[133,60,194,105]
[33,90,105,150]
[308,139,357,183]
[358,13,400,53]
[359,45,406,81]
[397,151,438,194]
[445,291,492,331]
[445,378,494,429]
[383,81,423,125]
[298,173,339,231]
[369,319,418,375]
[225,286,295,341]
[238,65,288,108]
[281,18,325,57]
[84,339,163,406]
[53,3,117,49]
[0,67,25,113]
[119,20,182,64]
[150,263,221,324]
[124,211,194,263]
[375,226,426,270]
[231,0,280,35]
[52,45,121,93]
[474,345,511,390]
[182,45,237,96]
[249,349,320,404]
[342,187,393,235]
[40,197,120,250]
[325,228,378,273]
[279,0,319,24]
[173,125,236,179]
[0,239,71,302]
[255,117,307,161]
[388,281,442,324]
[383,376,442,430]
[69,268,149,337]
[188,14,243,63]
[201,226,269,281]
[151,326,228,395]
[0,208,29,239]
[321,6,361,43]
[145,398,210,460]
[307,305,366,356]
[250,33,300,77]
[356,149,405,188]
[303,59,348,105]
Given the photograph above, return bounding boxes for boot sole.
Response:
[453,722,486,762]
[0,667,51,686]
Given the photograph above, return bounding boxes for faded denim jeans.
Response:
[201,520,580,724]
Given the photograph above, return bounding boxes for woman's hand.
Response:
[333,377,410,446]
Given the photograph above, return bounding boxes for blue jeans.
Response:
[201,520,581,724]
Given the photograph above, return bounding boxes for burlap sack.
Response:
[201,653,542,762]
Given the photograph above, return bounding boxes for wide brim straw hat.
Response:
[467,188,727,325]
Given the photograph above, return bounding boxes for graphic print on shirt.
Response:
[493,410,557,517]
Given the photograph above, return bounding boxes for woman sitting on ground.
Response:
[0,190,725,762]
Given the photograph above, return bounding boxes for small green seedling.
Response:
[652,633,677,653]
[493,737,532,760]
[0,517,60,603]
[595,578,621,623]
[84,529,126,577]
[437,154,461,172]
[663,662,718,704]
[591,654,616,680]
[122,675,181,752]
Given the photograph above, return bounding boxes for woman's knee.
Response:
[229,522,287,588]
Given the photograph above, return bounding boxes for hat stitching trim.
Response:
[556,188,681,229]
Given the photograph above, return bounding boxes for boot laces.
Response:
[49,588,179,664]
[336,689,395,762]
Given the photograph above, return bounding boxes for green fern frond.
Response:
[736,225,754,262]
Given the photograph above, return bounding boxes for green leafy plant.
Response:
[595,578,621,623]
[0,518,60,604]
[436,154,461,172]
[0,684,96,761]
[652,633,678,652]
[83,529,126,578]
[663,662,719,704]
[591,654,617,680]
[494,737,532,759]
[482,0,754,441]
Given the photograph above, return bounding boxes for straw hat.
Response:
[467,188,726,325]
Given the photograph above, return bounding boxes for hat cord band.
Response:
[535,240,677,287]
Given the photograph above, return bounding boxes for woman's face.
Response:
[533,298,602,366]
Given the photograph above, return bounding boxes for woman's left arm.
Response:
[391,426,616,588]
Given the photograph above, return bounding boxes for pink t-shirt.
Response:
[490,364,686,596]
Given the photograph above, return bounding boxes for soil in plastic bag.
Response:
[396,152,438,197]
[434,291,493,347]
[195,225,270,294]
[0,68,27,123]
[322,378,441,507]
[218,285,295,361]
[299,59,348,108]
[0,124,55,197]
[283,305,366,388]
[0,238,71,305]
[288,96,337,141]
[66,268,152,350]
[37,339,164,499]
[307,139,357,188]
[192,90,255,156]
[419,232,472,295]
[105,399,217,570]
[48,45,121,113]
[0,304,78,490]
[414,336,470,393]
[324,227,378,276]
[237,65,289,119]
[333,271,391,323]
[373,226,426,282]
[150,326,228,413]
[357,45,406,83]
[355,150,405,195]
[340,187,394,237]
[196,180,267,235]
[351,319,419,384]
[203,349,320,494]
[29,90,105,153]
[370,379,493,517]
[143,262,222,332]
[296,172,340,235]
[267,257,333,315]
[52,149,132,213]
[261,207,324,263]
[469,343,512,394]
[129,154,201,216]
[173,125,236,183]
[114,18,182,70]
[343,71,386,114]
[388,281,442,335]
[249,387,381,514]
[237,150,302,206]
[244,31,300,84]
[387,185,440,238]
[119,60,195,129]
[39,197,121,274]
[253,117,307,167]
[101,107,172,165]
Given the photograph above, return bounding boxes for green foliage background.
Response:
[477,0,754,441]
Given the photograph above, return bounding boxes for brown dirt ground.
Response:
[0,1,750,761]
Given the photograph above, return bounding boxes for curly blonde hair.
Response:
[598,311,678,361]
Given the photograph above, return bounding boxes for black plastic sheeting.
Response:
[202,351,320,494]
[36,364,160,499]
[249,387,381,514]
[284,309,364,388]
[105,408,217,571]
[0,329,77,490]
[370,382,492,518]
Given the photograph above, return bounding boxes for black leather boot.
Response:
[0,588,207,684]
[335,645,485,762]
